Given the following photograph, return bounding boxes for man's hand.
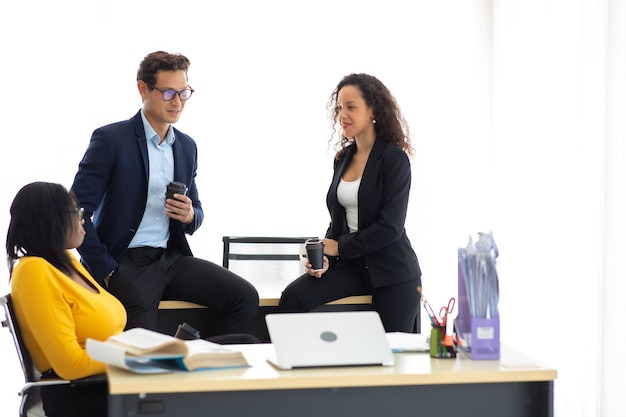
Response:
[165,194,194,224]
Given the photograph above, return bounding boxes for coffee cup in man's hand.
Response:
[165,181,188,200]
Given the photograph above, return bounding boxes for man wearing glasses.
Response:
[71,51,259,335]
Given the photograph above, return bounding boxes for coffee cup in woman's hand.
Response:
[299,238,325,271]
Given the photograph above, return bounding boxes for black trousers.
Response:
[279,260,420,333]
[41,380,107,417]
[108,247,259,335]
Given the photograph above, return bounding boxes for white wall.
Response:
[0,1,622,416]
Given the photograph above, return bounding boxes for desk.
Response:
[107,344,556,417]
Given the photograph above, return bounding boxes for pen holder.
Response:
[429,324,456,359]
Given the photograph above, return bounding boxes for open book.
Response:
[86,328,250,374]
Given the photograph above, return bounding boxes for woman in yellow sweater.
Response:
[6,182,127,417]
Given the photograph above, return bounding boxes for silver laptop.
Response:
[265,311,395,370]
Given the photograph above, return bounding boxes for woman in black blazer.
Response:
[279,73,422,332]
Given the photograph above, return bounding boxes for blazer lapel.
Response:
[328,145,355,237]
[171,134,184,183]
[132,112,150,181]
[330,145,356,194]
[358,138,386,212]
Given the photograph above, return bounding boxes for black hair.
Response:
[6,182,78,278]
[328,73,413,159]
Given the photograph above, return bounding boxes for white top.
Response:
[337,178,361,233]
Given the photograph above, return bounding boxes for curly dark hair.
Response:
[136,51,191,87]
[6,182,79,278]
[327,73,413,159]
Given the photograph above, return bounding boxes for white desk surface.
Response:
[108,343,557,395]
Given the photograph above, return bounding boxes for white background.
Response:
[0,1,624,416]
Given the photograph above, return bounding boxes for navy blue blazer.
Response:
[326,138,421,288]
[71,110,204,284]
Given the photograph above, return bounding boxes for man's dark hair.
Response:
[137,51,191,86]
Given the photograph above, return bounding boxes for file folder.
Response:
[455,236,500,360]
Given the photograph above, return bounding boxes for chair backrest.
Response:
[2,293,96,417]
[222,236,315,298]
[1,294,38,383]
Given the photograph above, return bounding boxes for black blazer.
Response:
[71,110,204,284]
[326,138,421,288]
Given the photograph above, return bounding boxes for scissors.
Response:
[438,297,456,326]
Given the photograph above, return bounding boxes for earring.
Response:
[372,119,376,124]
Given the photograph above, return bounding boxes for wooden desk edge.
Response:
[107,344,558,395]
[109,372,558,395]
[159,295,373,310]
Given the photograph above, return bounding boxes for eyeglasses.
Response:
[147,83,194,102]
[70,207,84,221]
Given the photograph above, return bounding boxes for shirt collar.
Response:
[140,109,176,146]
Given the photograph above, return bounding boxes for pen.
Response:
[422,298,441,326]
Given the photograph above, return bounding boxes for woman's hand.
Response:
[322,238,339,256]
[304,256,330,278]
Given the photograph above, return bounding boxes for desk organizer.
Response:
[455,261,500,360]
[455,316,500,360]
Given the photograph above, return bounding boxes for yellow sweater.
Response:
[11,252,126,380]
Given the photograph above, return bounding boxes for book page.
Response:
[181,339,249,371]
[108,328,188,356]
[185,339,241,356]
[87,338,181,374]
[109,328,177,349]
[87,338,128,368]
[88,329,249,373]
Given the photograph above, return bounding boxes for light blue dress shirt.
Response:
[128,110,175,248]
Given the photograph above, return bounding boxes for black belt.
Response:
[124,246,166,261]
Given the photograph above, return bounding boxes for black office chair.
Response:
[222,236,315,297]
[1,294,105,417]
